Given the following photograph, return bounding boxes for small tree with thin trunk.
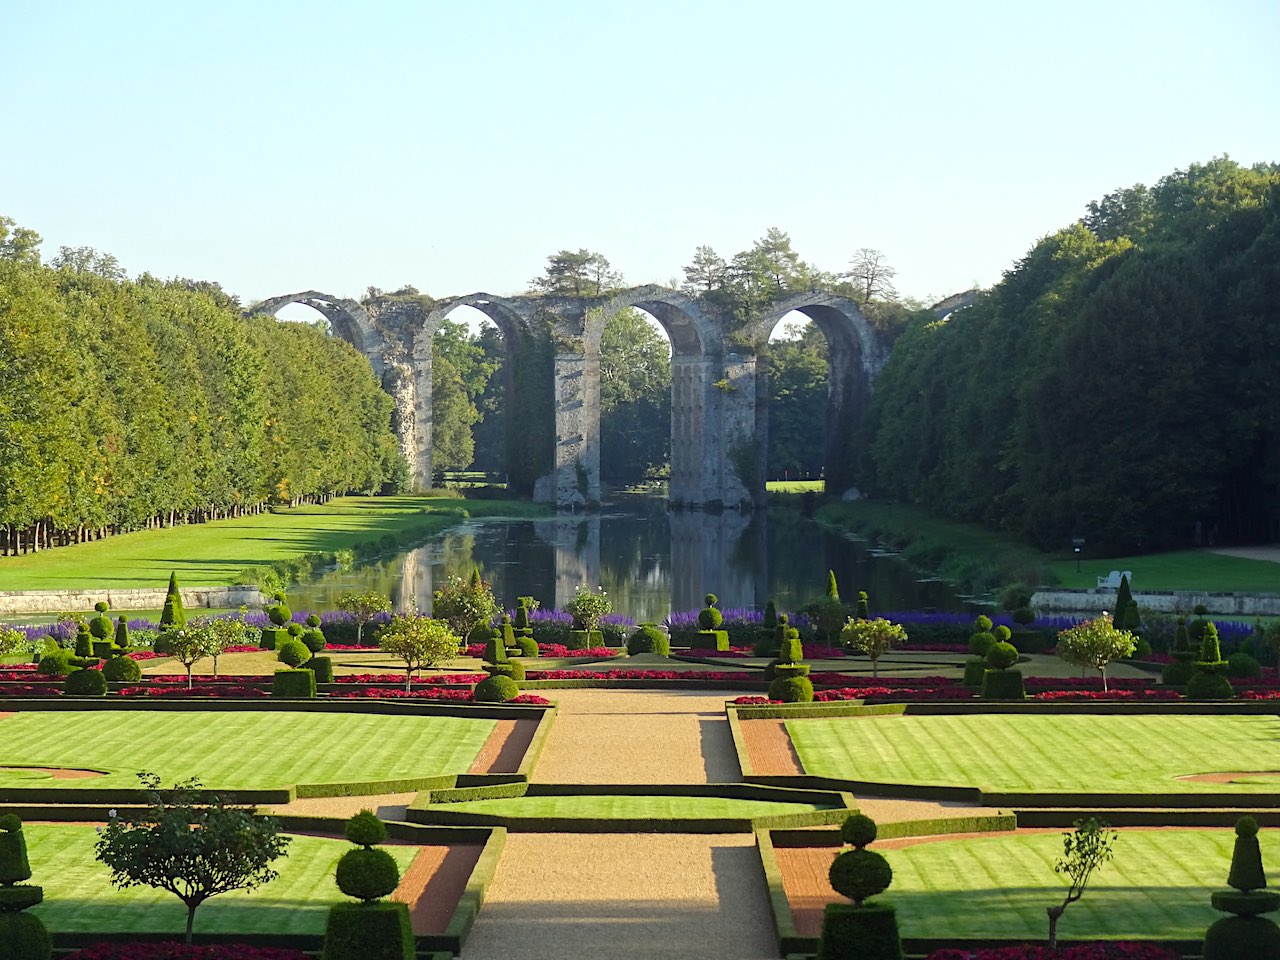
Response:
[336,591,392,646]
[95,773,290,945]
[191,615,249,679]
[378,613,460,691]
[1047,817,1118,949]
[160,625,221,690]
[840,617,908,677]
[1055,614,1137,692]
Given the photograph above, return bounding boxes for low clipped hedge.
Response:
[981,669,1025,700]
[310,657,334,685]
[271,669,316,699]
[321,901,414,960]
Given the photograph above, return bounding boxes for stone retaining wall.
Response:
[0,586,267,616]
[1032,587,1280,616]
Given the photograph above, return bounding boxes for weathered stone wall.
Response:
[1031,588,1280,616]
[0,586,267,617]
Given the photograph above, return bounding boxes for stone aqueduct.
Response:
[249,287,975,508]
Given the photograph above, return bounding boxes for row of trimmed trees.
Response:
[0,223,407,555]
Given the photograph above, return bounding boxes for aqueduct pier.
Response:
[248,286,976,508]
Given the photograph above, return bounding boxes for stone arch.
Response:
[248,291,386,376]
[929,288,981,320]
[587,286,728,506]
[747,293,891,500]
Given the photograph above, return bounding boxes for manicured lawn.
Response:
[0,711,493,791]
[27,824,418,935]
[0,495,546,590]
[766,480,825,493]
[786,714,1280,793]
[1050,549,1280,593]
[882,828,1249,939]
[437,795,831,819]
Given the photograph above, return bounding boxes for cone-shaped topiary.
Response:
[113,617,130,650]
[0,815,50,960]
[1114,574,1133,623]
[698,594,724,630]
[1189,623,1235,700]
[160,572,186,628]
[1204,817,1280,960]
[856,591,869,620]
[513,600,531,632]
[826,569,840,601]
[819,813,901,959]
[763,600,778,629]
[0,813,33,885]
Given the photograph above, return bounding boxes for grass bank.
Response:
[815,500,1280,596]
[0,494,548,592]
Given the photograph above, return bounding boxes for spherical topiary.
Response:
[35,651,72,677]
[975,615,993,632]
[474,675,520,703]
[1203,915,1280,960]
[515,636,538,657]
[335,847,400,902]
[1229,652,1263,680]
[302,627,327,654]
[0,912,51,960]
[1187,669,1235,700]
[345,810,388,847]
[768,675,814,703]
[829,848,893,906]
[277,638,312,668]
[986,641,1019,670]
[969,631,996,658]
[101,656,142,683]
[94,601,109,614]
[840,814,877,848]
[993,625,1012,643]
[627,624,670,656]
[63,669,108,697]
[306,614,321,628]
[287,622,304,638]
[268,599,292,627]
[698,594,724,630]
[89,610,113,640]
[1195,603,1210,616]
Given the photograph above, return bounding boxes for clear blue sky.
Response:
[4,0,1278,312]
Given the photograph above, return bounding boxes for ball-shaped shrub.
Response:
[306,614,321,628]
[345,810,388,846]
[1228,652,1263,679]
[268,601,292,627]
[1203,915,1280,960]
[968,631,996,658]
[474,675,520,703]
[35,651,72,677]
[287,622,304,638]
[302,627,327,654]
[276,638,312,668]
[698,594,724,630]
[89,612,113,640]
[986,641,1019,670]
[627,624,670,656]
[829,848,893,906]
[515,636,538,657]
[64,669,108,697]
[975,615,993,631]
[840,814,878,848]
[993,625,1012,642]
[0,912,51,960]
[1187,670,1235,700]
[101,656,142,683]
[335,847,400,902]
[768,675,814,703]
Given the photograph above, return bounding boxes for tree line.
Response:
[0,218,407,555]
[855,157,1280,553]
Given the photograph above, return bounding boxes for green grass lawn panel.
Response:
[884,828,1253,939]
[786,714,1280,793]
[0,712,493,791]
[438,796,829,819]
[26,825,418,935]
[0,495,545,590]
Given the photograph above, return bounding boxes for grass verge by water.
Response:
[786,713,1280,793]
[0,494,548,591]
[0,711,494,791]
[27,824,418,935]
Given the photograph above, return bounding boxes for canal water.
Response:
[289,497,971,623]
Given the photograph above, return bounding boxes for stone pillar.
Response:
[824,341,863,497]
[410,331,434,491]
[669,356,708,507]
[551,348,601,506]
[717,352,757,507]
[382,359,418,488]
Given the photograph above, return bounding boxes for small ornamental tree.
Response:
[841,617,908,678]
[194,615,250,679]
[431,568,498,640]
[1055,614,1137,692]
[160,625,222,690]
[378,613,460,691]
[1047,817,1118,949]
[336,591,392,646]
[566,584,611,633]
[95,773,290,945]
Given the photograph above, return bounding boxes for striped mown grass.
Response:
[437,795,831,819]
[0,711,493,791]
[883,828,1250,939]
[786,714,1280,793]
[26,824,419,935]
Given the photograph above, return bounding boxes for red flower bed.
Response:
[1032,689,1182,701]
[535,644,622,658]
[814,686,974,702]
[0,684,61,696]
[732,696,777,705]
[126,651,163,661]
[118,685,269,698]
[927,943,1179,960]
[510,693,551,705]
[66,943,309,960]
[1025,677,1157,690]
[334,673,486,685]
[329,687,474,702]
[524,668,755,681]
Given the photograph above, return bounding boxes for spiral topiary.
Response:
[968,630,996,658]
[302,626,327,653]
[268,593,292,628]
[474,674,520,702]
[159,572,187,629]
[64,668,108,697]
[698,594,724,630]
[627,624,670,656]
[102,656,141,683]
[277,638,312,668]
[335,811,399,902]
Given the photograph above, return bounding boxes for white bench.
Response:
[1096,570,1133,589]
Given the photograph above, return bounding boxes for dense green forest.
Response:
[0,221,407,555]
[856,157,1280,553]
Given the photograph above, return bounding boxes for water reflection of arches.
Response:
[746,293,891,499]
[532,514,601,611]
[668,509,756,615]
